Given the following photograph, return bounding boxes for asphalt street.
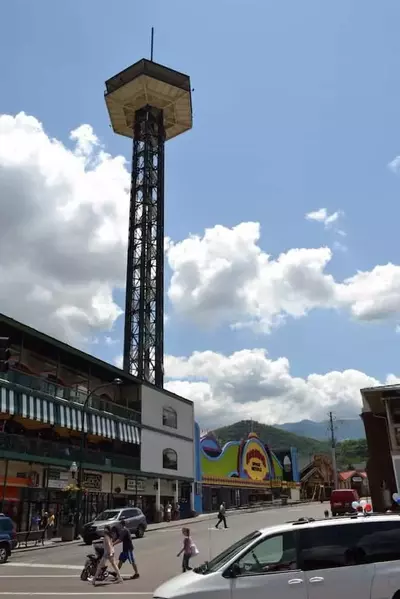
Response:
[0,503,324,597]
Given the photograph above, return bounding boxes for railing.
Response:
[0,433,140,472]
[4,370,141,424]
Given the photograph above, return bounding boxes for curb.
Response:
[13,501,310,553]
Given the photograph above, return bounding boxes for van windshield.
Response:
[194,530,262,574]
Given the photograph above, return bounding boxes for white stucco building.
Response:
[139,384,195,514]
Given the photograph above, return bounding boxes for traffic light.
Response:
[0,337,10,373]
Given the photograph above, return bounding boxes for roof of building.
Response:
[0,313,193,406]
[339,470,367,481]
[361,383,400,394]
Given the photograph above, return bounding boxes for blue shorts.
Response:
[119,550,135,564]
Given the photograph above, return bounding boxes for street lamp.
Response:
[75,377,123,537]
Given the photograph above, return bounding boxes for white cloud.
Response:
[0,112,130,343]
[167,222,337,332]
[305,207,343,228]
[388,156,400,174]
[3,111,400,347]
[336,263,400,321]
[166,221,400,330]
[114,354,123,369]
[333,240,348,253]
[165,348,397,427]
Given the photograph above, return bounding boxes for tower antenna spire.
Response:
[150,27,154,62]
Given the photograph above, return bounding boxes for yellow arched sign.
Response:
[242,440,269,481]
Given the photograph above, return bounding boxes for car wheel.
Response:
[136,525,145,538]
[331,512,336,517]
[83,538,92,546]
[0,545,9,564]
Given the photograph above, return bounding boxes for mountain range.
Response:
[276,418,365,441]
[212,419,367,466]
[213,420,330,458]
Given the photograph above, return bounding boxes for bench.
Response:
[16,529,45,548]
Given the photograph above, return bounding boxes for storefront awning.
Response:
[1,384,140,446]
[1,387,15,416]
[22,393,55,424]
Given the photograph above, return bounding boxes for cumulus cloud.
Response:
[164,349,397,427]
[336,263,400,321]
[3,111,400,346]
[166,221,400,330]
[167,222,336,332]
[0,112,130,343]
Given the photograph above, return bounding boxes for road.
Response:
[0,503,324,597]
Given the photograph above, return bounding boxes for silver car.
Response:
[82,507,147,545]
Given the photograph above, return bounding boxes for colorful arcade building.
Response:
[198,431,300,512]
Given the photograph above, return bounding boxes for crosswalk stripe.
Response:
[3,563,81,570]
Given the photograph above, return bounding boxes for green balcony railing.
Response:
[4,370,141,424]
[0,433,140,473]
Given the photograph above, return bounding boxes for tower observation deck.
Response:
[105,59,192,387]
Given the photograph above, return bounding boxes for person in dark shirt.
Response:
[114,519,140,579]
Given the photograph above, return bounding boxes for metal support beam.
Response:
[123,105,165,387]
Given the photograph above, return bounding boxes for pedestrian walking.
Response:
[215,502,228,529]
[92,526,123,586]
[165,502,172,522]
[177,527,197,572]
[47,512,55,539]
[41,512,49,537]
[31,513,40,531]
[113,519,140,579]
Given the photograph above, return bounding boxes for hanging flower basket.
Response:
[63,483,80,493]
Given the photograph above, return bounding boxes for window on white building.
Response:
[163,448,178,470]
[162,406,177,429]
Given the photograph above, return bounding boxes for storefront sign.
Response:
[125,478,145,493]
[83,473,102,491]
[47,468,69,490]
[242,440,269,481]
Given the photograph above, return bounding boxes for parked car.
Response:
[330,488,359,516]
[153,513,400,599]
[82,507,147,545]
[0,514,16,564]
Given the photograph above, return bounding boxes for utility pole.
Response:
[329,411,339,489]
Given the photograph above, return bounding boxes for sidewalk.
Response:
[13,500,307,554]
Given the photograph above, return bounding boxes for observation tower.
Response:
[105,56,192,387]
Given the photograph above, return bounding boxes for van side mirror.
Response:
[226,563,241,578]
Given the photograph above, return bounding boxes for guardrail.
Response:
[15,529,45,548]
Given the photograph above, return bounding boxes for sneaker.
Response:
[131,574,140,579]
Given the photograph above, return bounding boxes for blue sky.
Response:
[2,1,400,425]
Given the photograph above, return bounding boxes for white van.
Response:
[153,514,400,599]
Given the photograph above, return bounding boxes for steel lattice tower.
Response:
[105,59,192,387]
